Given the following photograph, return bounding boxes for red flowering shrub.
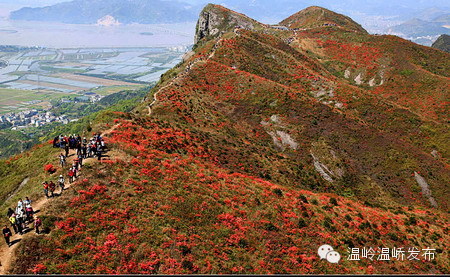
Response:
[44,164,56,174]
[31,264,47,274]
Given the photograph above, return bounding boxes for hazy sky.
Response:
[0,0,448,22]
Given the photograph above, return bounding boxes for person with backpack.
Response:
[43,181,49,198]
[9,214,21,234]
[59,153,66,167]
[49,181,56,198]
[25,204,34,223]
[34,216,42,234]
[3,225,12,247]
[15,208,25,235]
[9,214,17,234]
[23,196,31,207]
[58,175,65,193]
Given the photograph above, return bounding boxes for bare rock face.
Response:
[194,4,256,45]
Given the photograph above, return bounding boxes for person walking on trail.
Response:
[65,143,69,157]
[78,153,83,168]
[58,175,65,193]
[59,153,66,167]
[15,208,25,235]
[96,143,102,161]
[82,143,87,159]
[34,216,42,234]
[87,143,92,158]
[6,208,14,218]
[25,204,33,223]
[68,168,75,183]
[9,214,22,234]
[23,196,31,207]
[3,225,12,247]
[49,181,56,198]
[9,214,18,234]
[17,199,24,211]
[73,159,79,171]
[53,136,59,148]
[43,181,49,198]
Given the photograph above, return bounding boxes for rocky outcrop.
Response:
[414,172,438,208]
[431,34,450,53]
[194,4,257,46]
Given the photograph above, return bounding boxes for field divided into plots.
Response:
[0,47,187,113]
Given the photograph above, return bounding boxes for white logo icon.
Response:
[326,251,341,263]
[318,245,340,263]
[318,244,334,259]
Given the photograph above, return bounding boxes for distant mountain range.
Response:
[9,0,200,24]
[387,13,450,45]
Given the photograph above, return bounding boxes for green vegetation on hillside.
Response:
[0,85,152,159]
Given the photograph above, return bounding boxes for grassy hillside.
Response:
[11,116,450,274]
[2,4,449,275]
[279,6,367,33]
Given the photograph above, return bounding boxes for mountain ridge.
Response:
[1,4,449,274]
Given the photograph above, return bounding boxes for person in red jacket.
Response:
[68,168,75,183]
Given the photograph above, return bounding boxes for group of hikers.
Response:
[3,197,42,247]
[54,133,107,190]
[2,132,107,248]
[54,133,106,164]
[42,175,65,198]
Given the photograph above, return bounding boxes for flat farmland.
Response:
[91,85,147,96]
[15,80,86,92]
[0,88,58,113]
[0,46,188,114]
[53,73,138,87]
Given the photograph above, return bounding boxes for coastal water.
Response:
[0,19,195,48]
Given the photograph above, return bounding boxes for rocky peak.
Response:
[194,4,258,46]
[431,34,450,53]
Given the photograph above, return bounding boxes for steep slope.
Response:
[3,4,450,275]
[279,6,367,33]
[10,116,450,274]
